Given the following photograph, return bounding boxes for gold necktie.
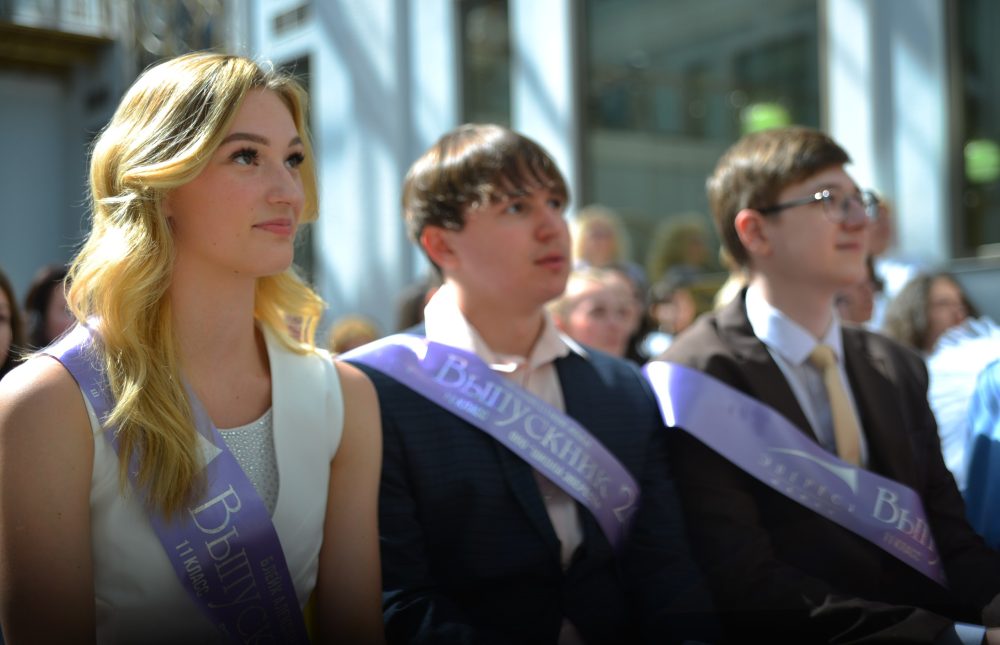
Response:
[807,345,862,466]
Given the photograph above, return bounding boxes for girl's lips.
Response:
[254,219,294,236]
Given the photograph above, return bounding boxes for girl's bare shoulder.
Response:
[0,355,91,444]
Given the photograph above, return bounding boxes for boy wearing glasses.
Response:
[657,126,1000,643]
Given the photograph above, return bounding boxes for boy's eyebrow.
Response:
[805,181,860,195]
[498,183,565,199]
[219,132,303,147]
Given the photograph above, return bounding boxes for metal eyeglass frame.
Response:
[758,189,880,224]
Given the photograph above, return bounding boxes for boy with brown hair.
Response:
[658,126,1000,643]
[349,123,717,644]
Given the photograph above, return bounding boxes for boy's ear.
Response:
[420,226,458,272]
[734,208,771,259]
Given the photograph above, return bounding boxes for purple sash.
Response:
[48,324,311,643]
[643,360,947,587]
[342,334,640,551]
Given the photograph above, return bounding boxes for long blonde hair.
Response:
[68,52,324,515]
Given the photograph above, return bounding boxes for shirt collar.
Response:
[423,282,572,371]
[745,282,844,367]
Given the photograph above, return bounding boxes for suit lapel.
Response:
[557,354,611,555]
[488,354,565,555]
[491,437,562,553]
[718,293,821,443]
[491,353,605,559]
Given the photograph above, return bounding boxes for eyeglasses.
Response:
[758,189,880,225]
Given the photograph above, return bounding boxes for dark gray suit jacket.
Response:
[352,341,717,644]
[662,289,1000,643]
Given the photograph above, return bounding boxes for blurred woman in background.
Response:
[883,271,978,355]
[549,267,637,358]
[0,267,25,379]
[23,264,72,348]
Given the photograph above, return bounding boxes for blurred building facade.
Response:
[0,0,245,303]
[2,0,1000,328]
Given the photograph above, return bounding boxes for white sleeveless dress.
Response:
[85,330,343,644]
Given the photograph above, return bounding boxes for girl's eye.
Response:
[232,148,259,165]
[505,201,525,215]
[285,152,305,169]
[547,197,564,210]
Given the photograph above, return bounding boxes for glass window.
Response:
[582,0,819,304]
[459,0,510,125]
[955,0,1000,256]
[130,0,229,72]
